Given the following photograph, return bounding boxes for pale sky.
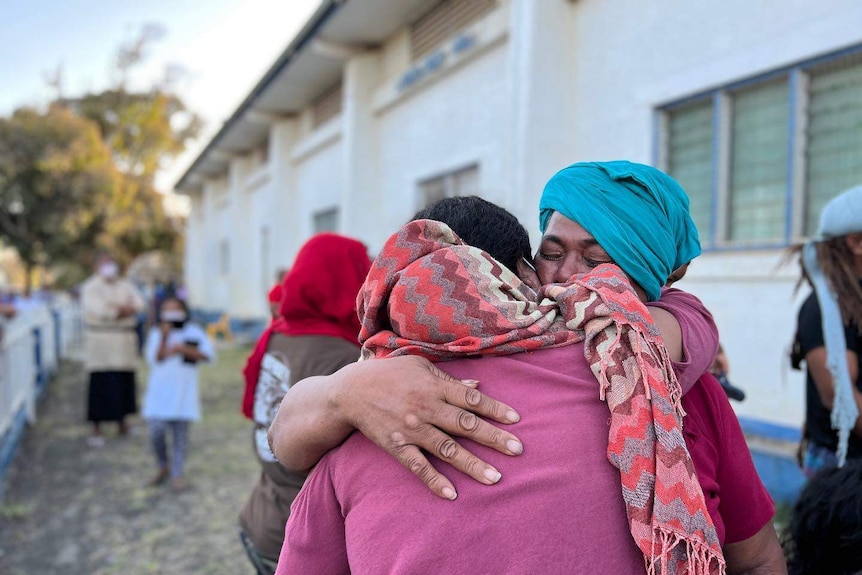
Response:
[0,0,321,204]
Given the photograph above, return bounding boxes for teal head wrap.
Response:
[538,161,701,301]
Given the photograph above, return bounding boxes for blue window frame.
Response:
[657,44,862,250]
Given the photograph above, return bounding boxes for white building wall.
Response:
[248,164,276,319]
[560,0,862,426]
[269,119,303,274]
[292,131,345,241]
[183,193,207,309]
[370,40,512,251]
[181,0,862,428]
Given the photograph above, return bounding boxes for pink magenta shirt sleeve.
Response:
[275,458,349,575]
[683,373,775,546]
[651,287,720,394]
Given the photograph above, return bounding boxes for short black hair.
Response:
[411,196,531,272]
[784,460,862,575]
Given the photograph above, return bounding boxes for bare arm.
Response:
[724,523,787,575]
[805,347,862,437]
[268,355,523,500]
[647,306,683,361]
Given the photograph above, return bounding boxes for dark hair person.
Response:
[789,185,862,476]
[412,195,534,278]
[783,460,862,575]
[142,296,214,490]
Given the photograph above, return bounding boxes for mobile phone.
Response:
[183,340,199,364]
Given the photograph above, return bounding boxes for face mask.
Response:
[162,310,187,328]
[98,262,119,279]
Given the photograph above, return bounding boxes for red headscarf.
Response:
[279,233,371,345]
[267,283,284,304]
[241,234,371,419]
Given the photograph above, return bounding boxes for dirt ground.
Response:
[0,344,261,575]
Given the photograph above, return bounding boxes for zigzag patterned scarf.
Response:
[358,221,725,575]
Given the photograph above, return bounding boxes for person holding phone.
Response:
[142,296,215,491]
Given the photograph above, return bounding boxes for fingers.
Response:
[426,360,479,388]
[390,423,505,500]
[391,443,459,500]
[442,380,520,426]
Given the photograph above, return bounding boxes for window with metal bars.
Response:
[661,47,862,248]
[310,83,343,129]
[410,0,497,61]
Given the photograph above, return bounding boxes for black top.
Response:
[795,290,862,457]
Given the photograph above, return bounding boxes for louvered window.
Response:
[728,80,790,242]
[660,46,862,248]
[310,83,343,128]
[804,56,862,236]
[313,207,340,233]
[419,165,480,207]
[666,100,714,243]
[410,0,497,61]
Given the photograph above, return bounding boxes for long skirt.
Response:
[87,370,137,422]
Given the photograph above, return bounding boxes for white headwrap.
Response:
[804,185,862,466]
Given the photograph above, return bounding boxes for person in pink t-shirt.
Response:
[273,165,783,574]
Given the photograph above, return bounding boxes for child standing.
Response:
[142,296,215,491]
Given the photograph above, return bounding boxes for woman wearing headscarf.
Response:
[270,164,783,573]
[790,185,862,477]
[237,233,371,575]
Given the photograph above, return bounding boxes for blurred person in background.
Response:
[81,254,145,447]
[0,301,15,318]
[267,268,288,321]
[142,295,215,491]
[790,185,862,477]
[238,234,371,575]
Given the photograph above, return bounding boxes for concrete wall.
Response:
[557,0,862,427]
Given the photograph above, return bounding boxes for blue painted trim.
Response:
[750,450,806,504]
[785,70,799,244]
[657,41,862,110]
[738,416,802,443]
[0,406,29,502]
[798,42,862,71]
[701,241,790,253]
[737,416,806,503]
[710,93,722,247]
[32,327,45,394]
[650,109,661,168]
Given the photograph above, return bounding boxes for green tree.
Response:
[65,26,202,266]
[0,106,117,292]
[0,25,201,291]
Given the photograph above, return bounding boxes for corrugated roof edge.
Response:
[174,0,343,192]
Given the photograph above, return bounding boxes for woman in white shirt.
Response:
[142,296,215,491]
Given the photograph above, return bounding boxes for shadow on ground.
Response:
[0,344,259,575]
